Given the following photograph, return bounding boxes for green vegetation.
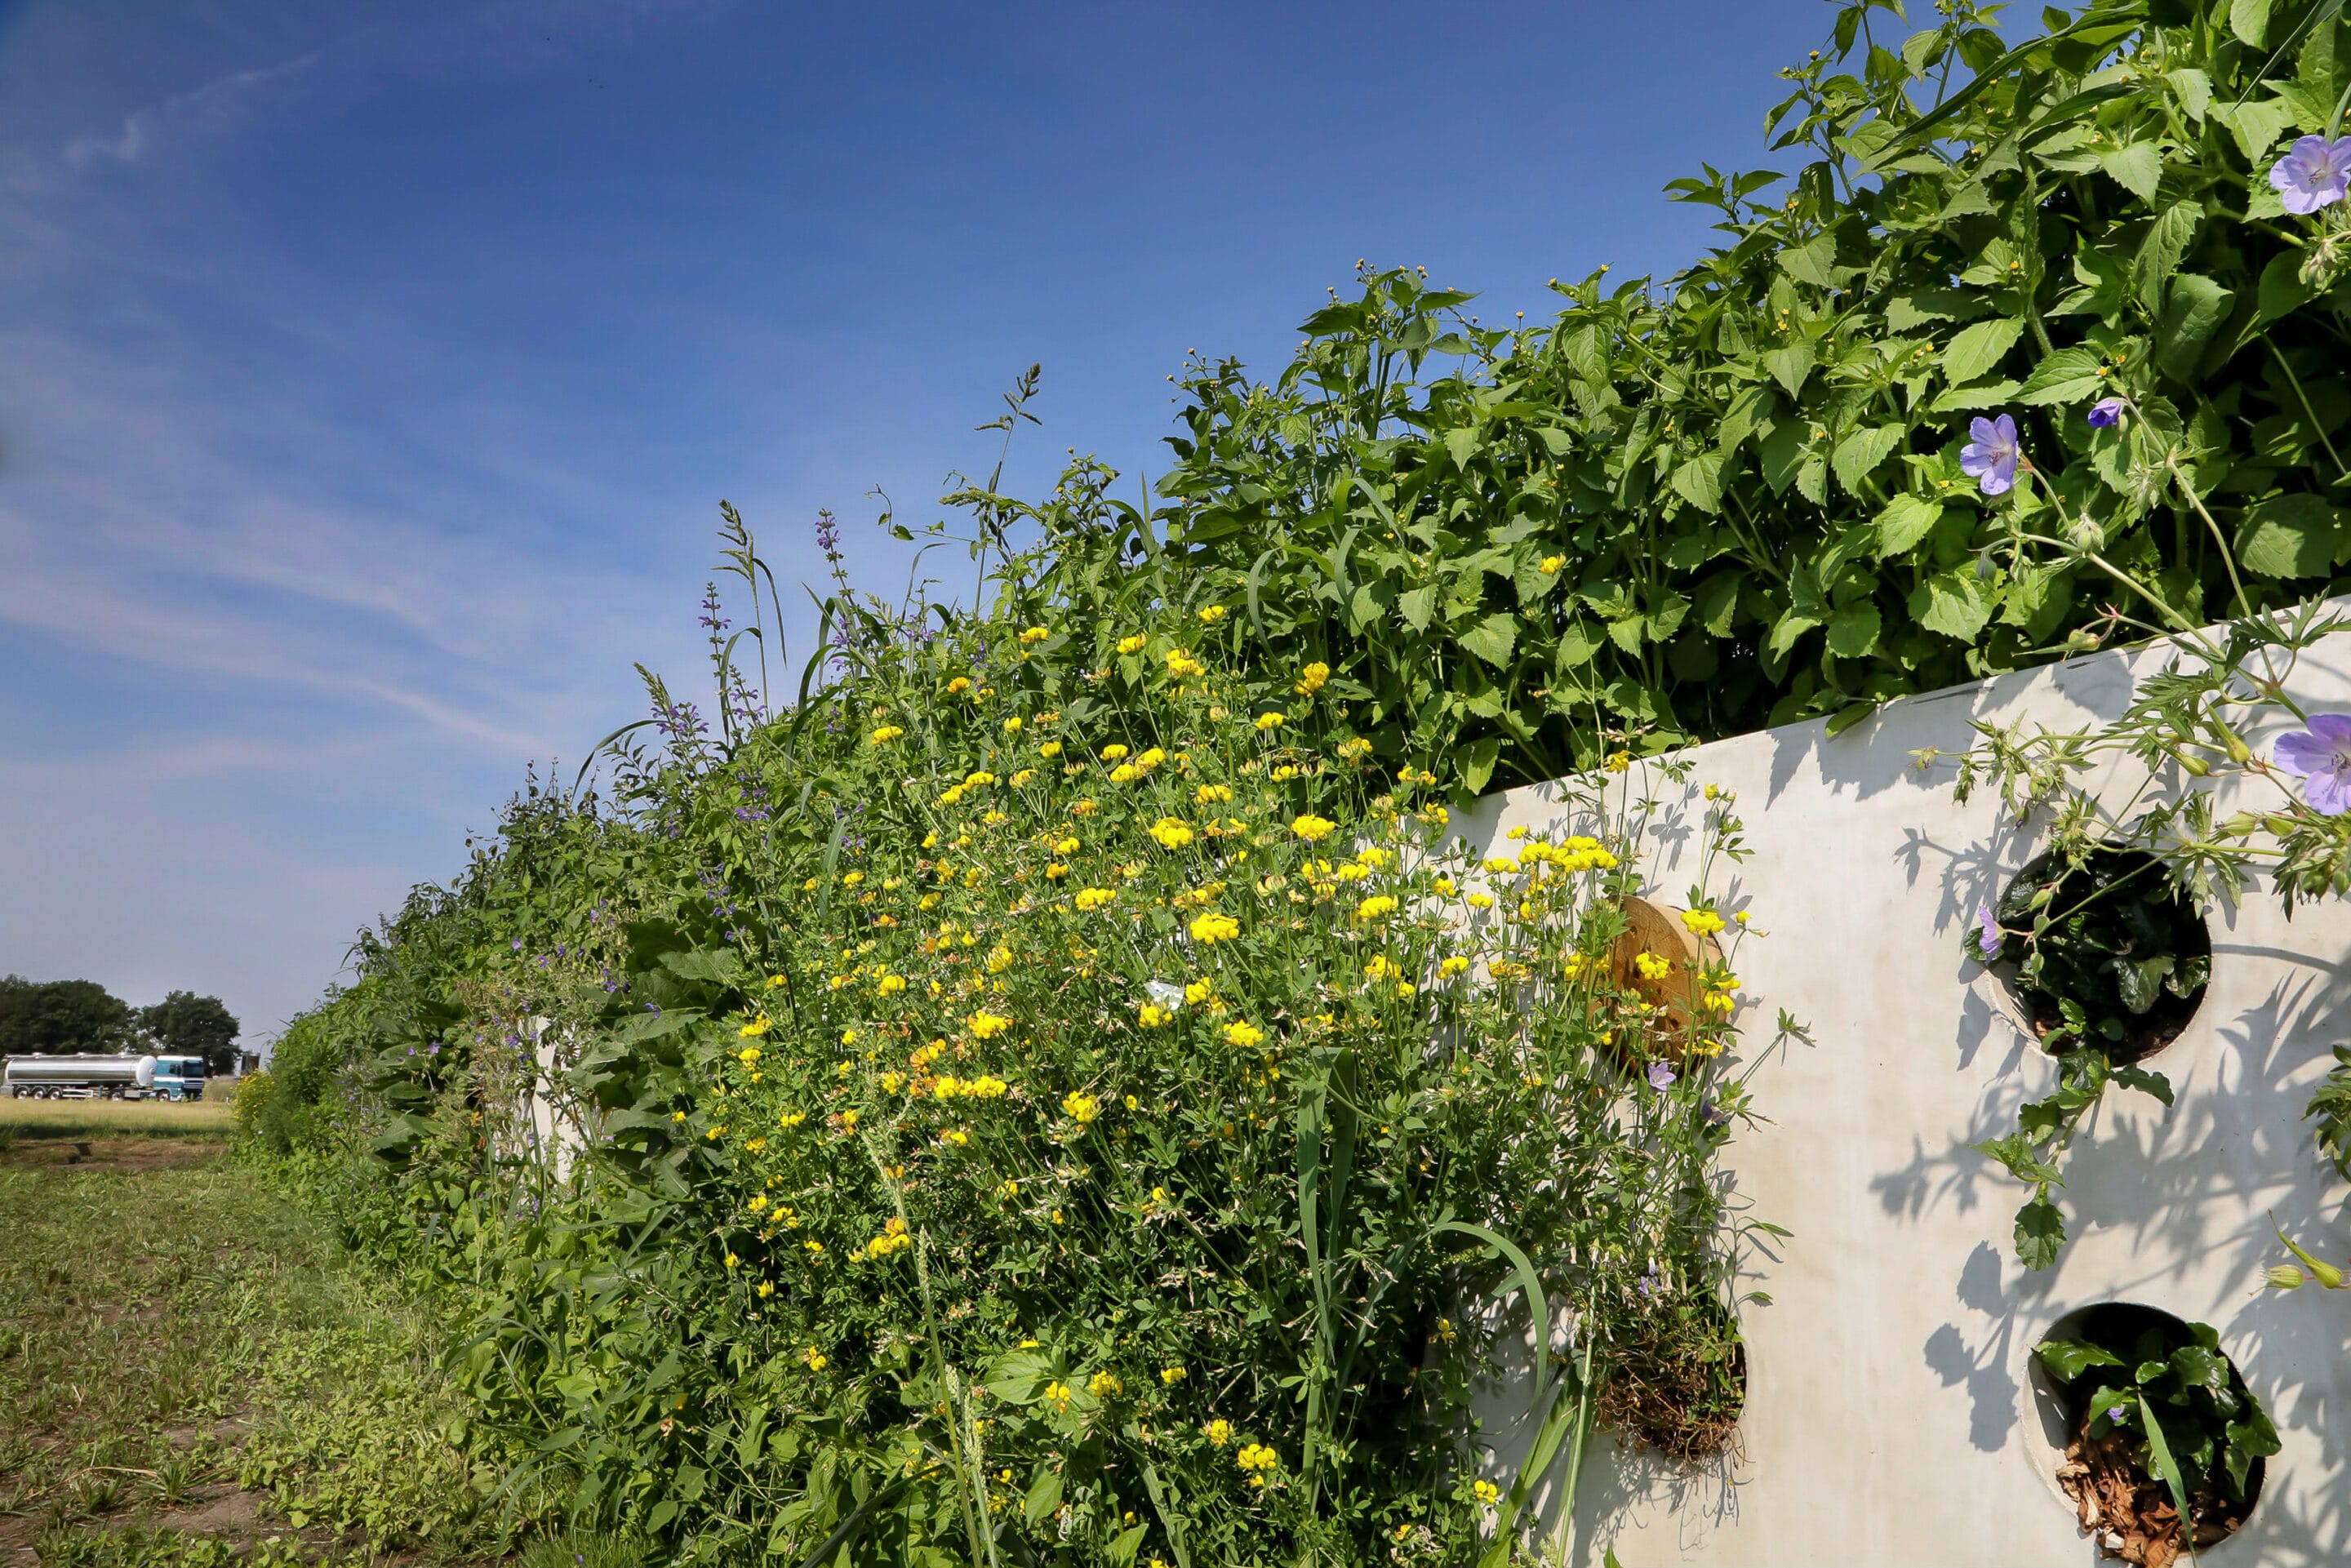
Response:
[0,1095,236,1143]
[0,1141,540,1564]
[224,0,2351,1560]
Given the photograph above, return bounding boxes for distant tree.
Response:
[0,975,136,1055]
[138,991,242,1076]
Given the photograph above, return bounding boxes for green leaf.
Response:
[1695,572,1741,637]
[1833,424,1905,496]
[2015,1197,2068,1268]
[2230,0,2272,47]
[1766,605,1823,658]
[1398,584,1438,632]
[1762,341,1816,400]
[1460,735,1502,794]
[1826,602,1882,658]
[1458,612,1519,669]
[1943,318,2024,386]
[2153,273,2232,381]
[2037,1337,2124,1381]
[2017,346,2109,406]
[1671,451,1724,513]
[1778,234,1841,290]
[2257,251,2313,324]
[2134,201,2202,308]
[1888,287,1989,331]
[2211,95,2297,162]
[1442,427,1482,472]
[2095,140,2163,202]
[1910,570,1993,641]
[2238,493,2344,579]
[1877,492,1946,557]
[1108,1523,1149,1567]
[1931,378,2024,413]
[1024,1469,1064,1526]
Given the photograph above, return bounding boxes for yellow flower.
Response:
[1633,951,1673,981]
[1682,908,1727,936]
[1140,1002,1174,1028]
[1110,764,1140,783]
[1224,1020,1265,1048]
[1291,814,1336,842]
[876,973,907,997]
[969,1011,1013,1039]
[1088,1370,1124,1397]
[869,725,905,744]
[1272,764,1300,781]
[1161,1366,1187,1385]
[1355,895,1398,921]
[804,1346,828,1371]
[1165,649,1206,680]
[1002,715,1024,734]
[1536,554,1565,575]
[725,1252,740,1268]
[1363,956,1398,981]
[1336,737,1373,760]
[757,1281,774,1298]
[1040,740,1063,757]
[1236,1442,1278,1473]
[1205,1419,1233,1446]
[1194,783,1233,806]
[1189,911,1240,944]
[1046,1379,1073,1411]
[1063,1090,1100,1124]
[1198,605,1226,623]
[841,1109,860,1129]
[1102,743,1131,761]
[947,677,971,695]
[1072,798,1098,817]
[1254,710,1285,731]
[1139,746,1166,769]
[1294,661,1330,695]
[1046,862,1069,879]
[779,1112,806,1129]
[737,1046,764,1068]
[1467,892,1494,910]
[1020,625,1050,644]
[1606,749,1632,773]
[1117,633,1148,655]
[842,869,864,887]
[1075,886,1117,911]
[1473,1478,1500,1504]
[1149,816,1197,850]
[942,1128,971,1147]
[1184,979,1213,1004]
[740,1015,772,1038]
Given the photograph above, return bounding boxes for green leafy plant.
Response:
[2035,1306,2278,1561]
[1971,845,2210,1266]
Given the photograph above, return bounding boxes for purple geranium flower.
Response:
[2273,713,2351,815]
[1971,902,2002,962]
[1646,1060,1677,1090]
[2087,397,2126,429]
[1960,413,2021,496]
[2270,135,2351,216]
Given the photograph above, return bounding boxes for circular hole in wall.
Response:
[1597,1289,1746,1464]
[1603,895,1724,1077]
[2027,1302,2269,1566]
[1988,845,2211,1064]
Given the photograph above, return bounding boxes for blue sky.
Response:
[0,0,1832,1043]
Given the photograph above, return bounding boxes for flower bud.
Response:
[2266,1265,2306,1290]
[2175,751,2211,776]
[2218,725,2252,766]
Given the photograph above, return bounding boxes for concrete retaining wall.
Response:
[1458,626,2351,1566]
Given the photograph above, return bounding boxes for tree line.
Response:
[0,975,242,1075]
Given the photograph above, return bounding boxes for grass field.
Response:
[0,1095,235,1142]
[0,1139,517,1566]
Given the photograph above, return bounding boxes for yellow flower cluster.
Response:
[1291,814,1336,842]
[1140,1002,1174,1028]
[1236,1442,1279,1474]
[1075,886,1117,911]
[1682,908,1727,936]
[1189,911,1240,944]
[1148,817,1196,850]
[1633,951,1674,982]
[869,725,905,744]
[1223,1020,1264,1048]
[1165,649,1206,680]
[1205,1419,1233,1446]
[931,1073,1009,1099]
[968,1011,1013,1039]
[1062,1090,1100,1124]
[860,1217,913,1260]
[1294,661,1329,695]
[739,1015,772,1038]
[1117,633,1148,655]
[1087,1370,1124,1397]
[1356,895,1398,921]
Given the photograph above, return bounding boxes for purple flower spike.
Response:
[1646,1060,1677,1090]
[2087,397,2126,429]
[2273,713,2351,815]
[1971,902,2002,963]
[1960,413,2021,496]
[2271,135,2351,216]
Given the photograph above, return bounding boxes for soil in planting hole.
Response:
[1993,846,2211,1066]
[2038,1304,2265,1568]
[1596,1290,1745,1464]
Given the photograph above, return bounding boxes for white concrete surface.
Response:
[1458,625,2351,1566]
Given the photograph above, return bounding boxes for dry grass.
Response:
[0,1095,234,1141]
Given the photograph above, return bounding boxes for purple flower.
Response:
[1971,902,2002,963]
[1646,1060,1677,1090]
[2270,135,2351,216]
[1959,414,2021,496]
[2273,713,2351,814]
[2087,397,2125,429]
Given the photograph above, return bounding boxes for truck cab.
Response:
[153,1056,207,1100]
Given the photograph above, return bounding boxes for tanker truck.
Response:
[2,1054,208,1101]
